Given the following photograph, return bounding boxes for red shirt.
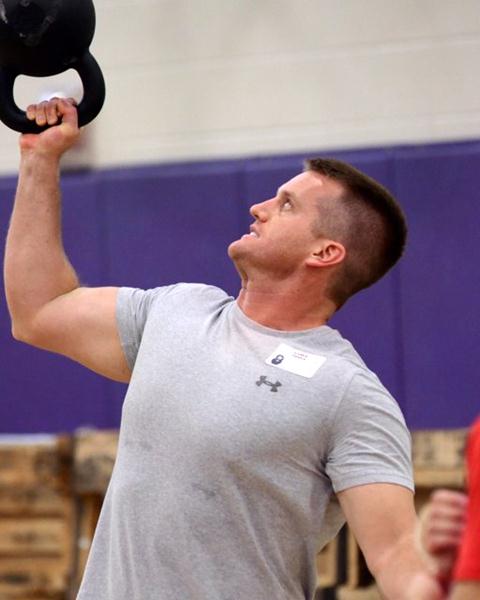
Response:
[453,417,480,581]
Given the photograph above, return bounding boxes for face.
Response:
[228,170,343,278]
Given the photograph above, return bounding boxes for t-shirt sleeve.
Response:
[116,285,177,370]
[453,417,480,582]
[325,370,414,493]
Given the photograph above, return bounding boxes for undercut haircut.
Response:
[304,157,407,308]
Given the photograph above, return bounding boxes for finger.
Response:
[34,101,49,126]
[26,104,37,121]
[431,522,466,537]
[426,523,465,550]
[56,98,79,129]
[431,489,468,508]
[429,520,465,537]
[425,514,466,539]
[46,98,61,125]
[427,534,463,553]
[433,553,458,576]
[430,502,468,524]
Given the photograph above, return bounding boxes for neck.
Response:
[235,276,336,331]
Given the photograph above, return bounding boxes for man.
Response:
[421,417,480,599]
[4,98,444,599]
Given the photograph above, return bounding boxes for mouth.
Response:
[248,224,259,238]
[238,224,260,241]
[240,225,259,240]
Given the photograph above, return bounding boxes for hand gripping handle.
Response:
[0,51,106,134]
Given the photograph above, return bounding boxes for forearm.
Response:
[372,532,443,599]
[4,151,79,336]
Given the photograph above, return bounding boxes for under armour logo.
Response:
[256,375,282,392]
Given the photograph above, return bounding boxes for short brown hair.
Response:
[304,157,407,308]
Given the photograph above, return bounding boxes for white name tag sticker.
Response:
[265,343,326,378]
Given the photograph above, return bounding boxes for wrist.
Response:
[19,149,61,176]
[20,144,62,160]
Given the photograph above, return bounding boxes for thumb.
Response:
[57,98,79,129]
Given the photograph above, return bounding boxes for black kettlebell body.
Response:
[0,0,105,133]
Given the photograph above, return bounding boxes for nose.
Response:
[249,198,273,222]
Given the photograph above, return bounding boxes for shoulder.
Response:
[325,362,413,493]
[323,355,407,442]
[317,329,397,404]
[175,283,231,300]
[316,326,371,373]
[321,327,401,408]
[160,283,233,312]
[160,282,229,300]
[116,284,233,337]
[343,367,405,421]
[119,283,230,310]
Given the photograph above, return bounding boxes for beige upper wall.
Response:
[1,0,479,174]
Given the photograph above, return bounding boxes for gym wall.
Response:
[0,1,479,434]
[0,141,479,434]
[0,0,478,172]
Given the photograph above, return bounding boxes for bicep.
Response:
[337,483,417,574]
[28,286,131,382]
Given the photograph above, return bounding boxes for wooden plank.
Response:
[0,436,72,494]
[0,437,74,599]
[0,557,67,596]
[0,596,65,600]
[0,518,66,557]
[344,528,373,590]
[412,429,467,488]
[414,467,466,488]
[0,489,69,517]
[337,585,381,600]
[316,537,339,588]
[73,430,118,494]
[412,428,468,469]
[316,527,348,590]
[346,527,360,589]
[0,595,65,600]
[71,495,103,595]
[0,591,65,600]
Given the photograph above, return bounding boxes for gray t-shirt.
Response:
[77,283,413,600]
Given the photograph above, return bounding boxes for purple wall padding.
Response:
[1,142,479,433]
[394,144,480,429]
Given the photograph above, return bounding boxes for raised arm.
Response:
[338,483,445,600]
[3,98,130,382]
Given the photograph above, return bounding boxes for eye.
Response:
[282,199,293,210]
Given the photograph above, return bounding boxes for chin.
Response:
[228,240,252,274]
[227,238,244,259]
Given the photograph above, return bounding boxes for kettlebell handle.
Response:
[0,51,105,134]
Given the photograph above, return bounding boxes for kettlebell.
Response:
[0,0,105,133]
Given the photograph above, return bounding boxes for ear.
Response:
[305,239,346,269]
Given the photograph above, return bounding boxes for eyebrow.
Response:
[277,188,296,202]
